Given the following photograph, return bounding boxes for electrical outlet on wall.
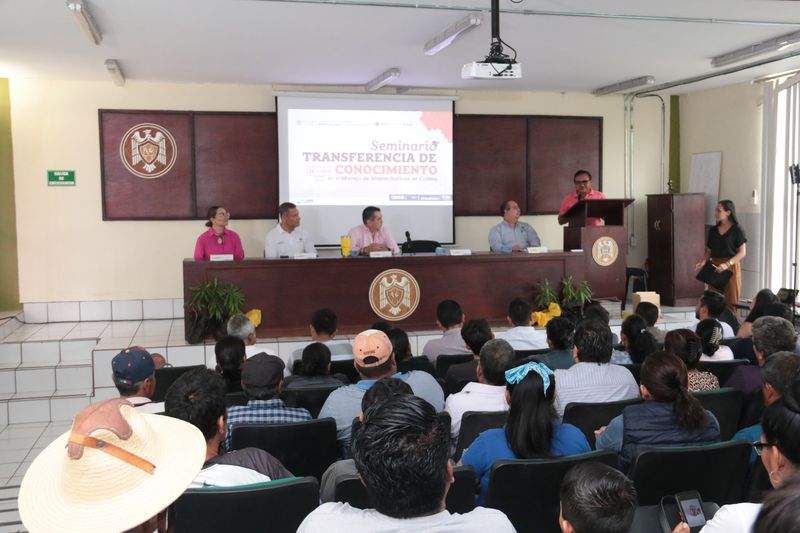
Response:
[752,189,758,206]
[630,235,637,247]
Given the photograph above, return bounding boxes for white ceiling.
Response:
[1,0,800,94]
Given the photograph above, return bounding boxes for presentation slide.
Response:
[277,93,455,246]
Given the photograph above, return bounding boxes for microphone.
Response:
[578,193,585,202]
[405,231,412,244]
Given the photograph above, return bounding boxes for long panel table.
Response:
[183,252,586,337]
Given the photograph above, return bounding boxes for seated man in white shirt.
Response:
[496,297,548,350]
[298,394,515,533]
[422,299,472,362]
[692,290,735,338]
[291,308,353,365]
[553,319,640,418]
[264,202,317,258]
[445,338,515,439]
[111,346,165,413]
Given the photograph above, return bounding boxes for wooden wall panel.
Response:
[194,113,278,219]
[454,115,527,216]
[527,116,602,214]
[100,111,194,219]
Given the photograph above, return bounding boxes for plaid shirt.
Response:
[223,399,311,451]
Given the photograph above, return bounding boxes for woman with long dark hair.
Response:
[620,314,659,364]
[738,289,779,337]
[596,351,719,470]
[696,319,734,362]
[694,200,747,309]
[460,361,590,504]
[193,205,244,260]
[664,328,721,391]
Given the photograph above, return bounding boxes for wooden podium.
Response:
[562,199,633,300]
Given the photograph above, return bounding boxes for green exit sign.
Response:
[47,170,75,187]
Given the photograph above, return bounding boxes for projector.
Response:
[461,61,522,80]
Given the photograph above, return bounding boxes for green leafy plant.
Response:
[560,276,593,309]
[185,278,245,343]
[534,279,559,310]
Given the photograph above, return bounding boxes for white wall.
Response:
[680,82,763,296]
[10,80,665,302]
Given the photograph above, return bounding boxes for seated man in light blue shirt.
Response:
[488,200,541,253]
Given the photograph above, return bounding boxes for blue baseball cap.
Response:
[112,346,155,386]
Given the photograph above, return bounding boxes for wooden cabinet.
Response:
[647,193,706,306]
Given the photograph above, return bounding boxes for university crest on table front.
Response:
[119,123,177,179]
[369,269,420,321]
[591,236,619,266]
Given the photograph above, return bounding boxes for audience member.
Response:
[371,320,392,333]
[227,314,277,358]
[693,291,735,337]
[553,320,640,418]
[696,319,734,361]
[636,301,666,343]
[582,302,620,345]
[674,371,800,533]
[753,471,800,533]
[732,352,800,462]
[111,346,164,413]
[222,353,311,450]
[618,314,659,364]
[165,368,293,486]
[543,316,576,370]
[318,329,445,452]
[291,308,353,364]
[496,297,548,350]
[319,377,413,502]
[738,289,780,337]
[389,327,436,376]
[151,353,168,369]
[558,461,637,533]
[444,318,494,394]
[283,342,350,390]
[596,351,719,471]
[215,335,247,394]
[726,316,798,393]
[461,361,590,504]
[422,300,472,361]
[299,395,515,532]
[664,329,720,392]
[445,339,515,439]
[733,302,795,363]
[19,398,205,533]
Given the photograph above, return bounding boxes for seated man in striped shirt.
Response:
[222,353,311,451]
[553,319,640,418]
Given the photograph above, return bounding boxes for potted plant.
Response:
[534,279,559,310]
[560,275,593,314]
[185,278,245,343]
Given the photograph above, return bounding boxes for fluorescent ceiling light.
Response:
[67,0,102,45]
[105,59,125,86]
[592,75,655,96]
[365,68,400,92]
[711,30,800,68]
[424,14,482,56]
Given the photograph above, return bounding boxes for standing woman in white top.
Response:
[696,319,734,362]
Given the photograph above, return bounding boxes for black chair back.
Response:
[280,386,340,418]
[513,348,549,362]
[739,387,765,429]
[173,477,318,533]
[697,359,748,386]
[231,418,339,480]
[486,450,618,533]
[224,391,248,407]
[692,387,744,440]
[435,353,474,379]
[628,440,752,505]
[401,240,441,254]
[454,411,509,461]
[334,465,477,514]
[621,363,641,385]
[152,365,205,403]
[562,397,645,449]
[329,359,358,383]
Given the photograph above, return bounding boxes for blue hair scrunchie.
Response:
[504,361,553,394]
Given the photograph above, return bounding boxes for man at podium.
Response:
[558,170,606,225]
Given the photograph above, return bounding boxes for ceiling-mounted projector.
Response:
[461,0,521,79]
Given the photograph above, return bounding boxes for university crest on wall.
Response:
[119,123,177,179]
[369,269,421,321]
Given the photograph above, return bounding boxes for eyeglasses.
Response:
[752,441,776,456]
[574,180,591,185]
[215,212,231,218]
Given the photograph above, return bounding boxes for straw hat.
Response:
[19,398,205,533]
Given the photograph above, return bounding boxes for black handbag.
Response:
[695,261,732,291]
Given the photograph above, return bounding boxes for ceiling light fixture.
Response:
[711,30,800,68]
[424,14,482,56]
[365,68,400,92]
[592,75,655,96]
[105,59,125,86]
[67,0,102,45]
